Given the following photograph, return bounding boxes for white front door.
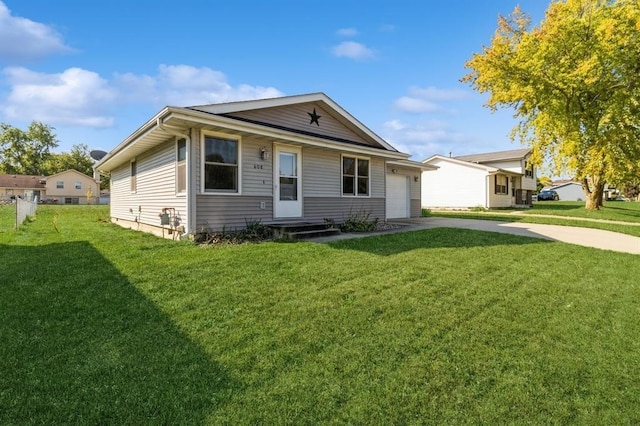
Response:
[386,174,410,219]
[274,145,302,219]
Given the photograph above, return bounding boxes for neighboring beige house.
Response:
[44,169,100,204]
[421,148,536,209]
[0,174,47,202]
[94,93,432,237]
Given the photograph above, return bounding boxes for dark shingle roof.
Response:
[454,148,531,164]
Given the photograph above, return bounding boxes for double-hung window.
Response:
[495,174,508,195]
[342,155,369,196]
[75,181,82,190]
[203,135,239,192]
[176,138,187,193]
[56,181,64,189]
[524,161,534,178]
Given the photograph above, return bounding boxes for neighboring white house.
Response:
[550,181,584,201]
[94,93,433,237]
[421,148,536,209]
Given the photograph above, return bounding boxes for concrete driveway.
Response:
[317,217,640,255]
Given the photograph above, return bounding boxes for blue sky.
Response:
[0,0,548,162]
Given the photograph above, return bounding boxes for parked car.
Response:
[537,189,559,201]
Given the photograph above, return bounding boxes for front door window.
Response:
[279,152,298,201]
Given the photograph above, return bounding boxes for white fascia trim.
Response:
[94,107,170,170]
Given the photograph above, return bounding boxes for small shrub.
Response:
[470,205,488,212]
[194,219,273,245]
[421,208,431,217]
[340,210,379,233]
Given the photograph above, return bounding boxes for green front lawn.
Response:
[429,201,640,237]
[528,200,640,222]
[2,206,640,424]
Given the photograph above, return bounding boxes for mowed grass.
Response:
[1,206,640,424]
[0,204,16,231]
[528,200,640,222]
[430,201,640,237]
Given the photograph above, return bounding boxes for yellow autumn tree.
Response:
[462,0,640,209]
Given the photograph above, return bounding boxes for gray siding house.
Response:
[94,93,429,237]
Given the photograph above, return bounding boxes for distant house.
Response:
[0,174,46,202]
[421,148,536,209]
[45,169,100,205]
[550,181,584,201]
[93,93,432,237]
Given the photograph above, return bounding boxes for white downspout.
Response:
[157,119,194,235]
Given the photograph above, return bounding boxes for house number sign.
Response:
[253,164,263,169]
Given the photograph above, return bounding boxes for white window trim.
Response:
[341,154,371,198]
[176,137,187,196]
[200,131,242,195]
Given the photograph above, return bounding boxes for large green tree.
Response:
[462,0,640,209]
[0,121,59,175]
[43,143,95,177]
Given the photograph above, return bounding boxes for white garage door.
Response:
[386,174,409,219]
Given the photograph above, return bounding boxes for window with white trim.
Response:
[75,181,82,190]
[56,181,64,189]
[495,174,508,195]
[176,138,186,193]
[203,135,239,192]
[342,155,369,196]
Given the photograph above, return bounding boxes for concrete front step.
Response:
[268,222,341,240]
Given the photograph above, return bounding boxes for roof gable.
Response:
[187,93,396,151]
[45,169,94,181]
[422,155,499,172]
[96,93,409,172]
[454,148,531,164]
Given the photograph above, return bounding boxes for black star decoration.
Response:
[307,108,321,126]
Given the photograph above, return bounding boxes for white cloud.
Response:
[381,118,469,160]
[331,41,376,61]
[337,28,358,37]
[392,86,471,114]
[407,86,469,101]
[0,64,285,128]
[393,96,440,113]
[2,67,116,127]
[0,1,74,62]
[116,64,284,106]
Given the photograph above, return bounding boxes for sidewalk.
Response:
[313,217,640,255]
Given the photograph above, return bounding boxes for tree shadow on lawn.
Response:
[0,242,236,424]
[326,227,551,256]
[603,203,640,220]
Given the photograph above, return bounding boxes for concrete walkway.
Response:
[314,217,640,255]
